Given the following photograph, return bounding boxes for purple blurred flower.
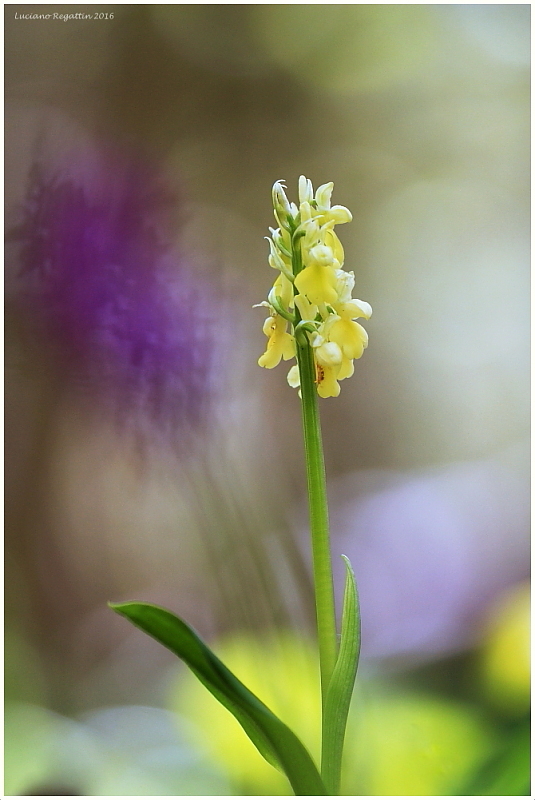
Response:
[327,444,530,667]
[11,149,216,441]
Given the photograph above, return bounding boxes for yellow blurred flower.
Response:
[479,582,530,715]
[345,690,493,796]
[173,632,321,796]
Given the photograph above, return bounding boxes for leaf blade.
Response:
[110,601,328,796]
[321,555,361,794]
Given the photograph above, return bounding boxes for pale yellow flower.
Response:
[294,293,318,323]
[294,263,339,306]
[293,219,346,307]
[313,181,353,225]
[270,272,295,310]
[333,269,372,320]
[311,338,342,398]
[258,314,295,369]
[323,314,369,360]
[315,361,342,399]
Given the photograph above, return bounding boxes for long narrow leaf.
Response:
[110,601,328,796]
[321,555,360,795]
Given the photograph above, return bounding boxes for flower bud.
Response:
[300,200,313,222]
[266,237,287,272]
[298,175,313,205]
[315,182,334,210]
[272,181,293,227]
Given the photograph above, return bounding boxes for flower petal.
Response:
[315,182,334,211]
[329,318,368,359]
[338,357,354,380]
[329,205,352,224]
[294,264,338,306]
[282,333,296,360]
[316,361,341,398]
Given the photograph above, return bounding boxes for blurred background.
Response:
[5,4,530,796]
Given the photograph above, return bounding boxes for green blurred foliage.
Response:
[453,716,530,796]
[4,704,55,796]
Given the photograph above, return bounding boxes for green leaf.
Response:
[110,601,328,796]
[321,555,361,795]
[452,717,530,796]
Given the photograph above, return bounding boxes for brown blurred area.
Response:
[4,5,530,794]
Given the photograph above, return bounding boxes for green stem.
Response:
[290,220,338,793]
[296,339,338,707]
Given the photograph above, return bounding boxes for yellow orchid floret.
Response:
[298,176,352,226]
[258,313,295,369]
[314,182,353,226]
[257,176,371,397]
[312,338,343,398]
[270,272,295,310]
[321,314,368,361]
[294,261,338,306]
[294,217,346,307]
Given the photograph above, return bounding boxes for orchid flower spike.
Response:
[257,176,371,398]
